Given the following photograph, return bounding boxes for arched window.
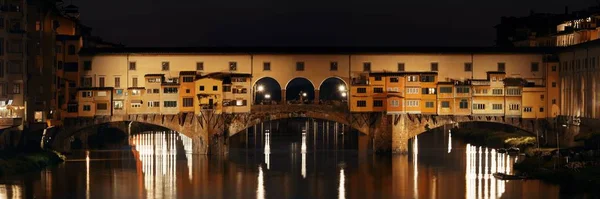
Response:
[68,44,76,55]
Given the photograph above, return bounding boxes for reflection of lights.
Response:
[301,132,307,178]
[264,132,271,170]
[257,166,265,199]
[0,184,21,199]
[264,94,271,99]
[338,85,346,92]
[257,85,265,92]
[465,144,506,199]
[338,168,345,199]
[413,136,418,199]
[86,150,90,199]
[447,132,452,153]
[132,131,179,199]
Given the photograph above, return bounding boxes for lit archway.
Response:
[253,77,282,105]
[319,77,348,101]
[286,77,315,103]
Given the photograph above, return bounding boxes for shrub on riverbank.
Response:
[0,150,65,176]
[451,127,535,148]
[514,156,600,194]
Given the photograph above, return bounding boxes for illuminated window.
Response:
[407,75,418,82]
[11,83,20,94]
[524,107,532,112]
[34,111,43,122]
[131,89,140,96]
[114,101,123,110]
[147,101,160,107]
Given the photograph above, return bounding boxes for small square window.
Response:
[212,86,218,91]
[199,86,205,91]
[531,62,539,72]
[464,63,472,72]
[129,62,136,70]
[363,62,371,72]
[397,63,405,72]
[263,62,271,71]
[83,61,92,70]
[552,82,556,87]
[497,62,505,72]
[330,62,338,71]
[296,62,305,71]
[196,62,204,71]
[162,62,170,71]
[229,62,237,71]
[430,62,438,71]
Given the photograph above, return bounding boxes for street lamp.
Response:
[254,84,266,105]
[338,85,346,92]
[257,85,265,92]
[265,94,271,99]
[341,92,347,97]
[302,92,307,97]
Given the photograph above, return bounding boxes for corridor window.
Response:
[531,62,539,72]
[213,86,218,91]
[356,100,367,107]
[229,62,237,71]
[183,98,193,107]
[441,101,450,108]
[129,62,136,70]
[162,62,170,71]
[397,63,405,72]
[197,62,204,71]
[99,77,105,87]
[430,62,438,71]
[373,100,383,107]
[295,62,304,71]
[464,63,472,72]
[497,62,505,72]
[492,104,503,110]
[330,62,338,71]
[115,77,121,88]
[132,78,138,87]
[263,62,271,71]
[199,86,205,91]
[363,62,371,72]
[164,101,177,107]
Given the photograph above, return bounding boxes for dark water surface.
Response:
[0,126,577,199]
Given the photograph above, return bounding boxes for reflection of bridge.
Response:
[51,104,542,154]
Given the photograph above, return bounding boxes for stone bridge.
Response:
[48,104,544,154]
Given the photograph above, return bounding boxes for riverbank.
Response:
[451,126,535,149]
[0,150,65,176]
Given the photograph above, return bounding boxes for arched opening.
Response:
[253,77,282,105]
[228,118,365,152]
[319,77,348,103]
[286,77,315,104]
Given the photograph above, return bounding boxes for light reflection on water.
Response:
[0,128,574,199]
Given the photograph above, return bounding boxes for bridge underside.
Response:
[51,105,544,154]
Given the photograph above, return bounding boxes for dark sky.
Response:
[74,0,597,47]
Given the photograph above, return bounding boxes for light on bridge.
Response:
[302,92,307,97]
[264,94,271,99]
[341,92,347,97]
[257,85,265,92]
[338,85,346,92]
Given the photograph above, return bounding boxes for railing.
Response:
[0,117,22,127]
[251,103,350,114]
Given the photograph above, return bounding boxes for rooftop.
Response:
[80,46,560,55]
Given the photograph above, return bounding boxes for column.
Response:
[314,90,320,104]
[281,89,286,105]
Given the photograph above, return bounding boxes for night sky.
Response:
[75,0,596,47]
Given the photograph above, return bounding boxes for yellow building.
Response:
[545,62,560,118]
[179,71,197,113]
[453,81,472,115]
[195,76,223,114]
[369,74,387,112]
[419,73,438,114]
[404,73,422,114]
[522,87,546,119]
[144,74,163,114]
[77,88,113,117]
[222,74,252,113]
[350,73,373,112]
[437,82,454,115]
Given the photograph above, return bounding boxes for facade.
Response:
[559,40,600,119]
[75,47,560,119]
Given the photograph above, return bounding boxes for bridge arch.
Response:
[318,76,348,101]
[252,76,282,104]
[285,77,316,102]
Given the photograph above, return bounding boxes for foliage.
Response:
[0,150,65,176]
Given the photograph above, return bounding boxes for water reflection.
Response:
[0,127,571,199]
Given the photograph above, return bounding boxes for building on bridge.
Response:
[73,47,560,119]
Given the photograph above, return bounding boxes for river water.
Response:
[0,123,576,199]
